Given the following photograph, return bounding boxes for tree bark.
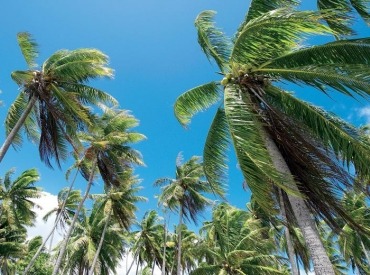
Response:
[278,188,299,275]
[151,257,156,275]
[177,205,183,275]
[0,95,37,163]
[88,209,112,275]
[161,214,168,275]
[23,168,80,275]
[264,134,335,275]
[52,161,97,275]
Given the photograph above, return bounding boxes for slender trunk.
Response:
[360,238,370,264]
[52,161,97,275]
[126,253,136,275]
[135,259,139,275]
[48,230,55,253]
[278,189,299,275]
[0,95,37,163]
[161,214,168,275]
[88,210,112,275]
[264,134,335,275]
[177,205,183,275]
[151,257,156,275]
[23,168,80,275]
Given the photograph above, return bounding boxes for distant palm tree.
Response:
[174,4,370,273]
[155,153,224,275]
[0,32,116,167]
[52,107,145,275]
[0,168,41,228]
[88,170,146,274]
[193,202,288,275]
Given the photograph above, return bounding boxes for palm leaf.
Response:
[195,11,232,72]
[232,9,333,67]
[265,85,370,177]
[174,82,221,126]
[17,32,38,68]
[203,108,229,198]
[350,0,370,24]
[223,85,298,212]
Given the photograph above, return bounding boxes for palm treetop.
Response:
[4,32,117,167]
[174,5,370,229]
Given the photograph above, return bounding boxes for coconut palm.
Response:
[52,107,145,275]
[155,153,224,275]
[0,32,117,167]
[88,169,146,274]
[60,204,125,275]
[0,168,41,229]
[174,3,370,273]
[130,210,164,275]
[192,202,288,275]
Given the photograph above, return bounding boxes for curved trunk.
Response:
[23,168,80,275]
[52,161,97,275]
[278,188,299,275]
[0,95,37,163]
[264,134,335,275]
[177,205,183,275]
[88,209,112,275]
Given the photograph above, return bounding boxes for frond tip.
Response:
[17,32,38,68]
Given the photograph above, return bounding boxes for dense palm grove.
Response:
[0,0,370,274]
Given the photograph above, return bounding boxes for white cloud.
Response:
[114,252,161,275]
[357,106,370,124]
[26,191,62,249]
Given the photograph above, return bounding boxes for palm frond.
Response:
[232,9,333,67]
[224,84,298,212]
[174,82,221,127]
[16,32,38,68]
[203,108,229,198]
[195,11,232,72]
[265,85,370,177]
[350,0,370,24]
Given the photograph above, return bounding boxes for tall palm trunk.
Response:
[161,214,168,275]
[278,188,299,275]
[125,253,136,275]
[88,209,112,275]
[264,133,335,275]
[0,95,37,163]
[52,160,97,275]
[177,205,183,275]
[23,168,80,275]
[151,257,156,275]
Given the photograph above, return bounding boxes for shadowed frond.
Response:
[195,11,232,72]
[203,108,229,197]
[351,0,370,24]
[232,9,333,67]
[17,32,38,68]
[174,82,221,127]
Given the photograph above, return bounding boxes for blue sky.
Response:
[0,0,369,242]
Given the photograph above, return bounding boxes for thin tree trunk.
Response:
[52,161,97,275]
[264,134,335,275]
[177,205,183,275]
[88,209,112,275]
[126,254,136,275]
[278,188,299,275]
[135,259,139,275]
[151,257,156,275]
[0,95,37,163]
[161,213,168,275]
[23,167,80,275]
[360,238,370,264]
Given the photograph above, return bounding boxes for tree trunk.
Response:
[52,161,97,275]
[126,254,136,275]
[264,134,335,275]
[278,188,299,275]
[151,257,156,275]
[177,205,183,275]
[161,214,168,275]
[0,95,37,163]
[88,210,112,275]
[23,168,80,275]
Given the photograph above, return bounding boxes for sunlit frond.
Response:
[17,32,38,68]
[195,11,232,72]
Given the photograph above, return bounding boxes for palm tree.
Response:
[0,168,41,228]
[130,210,164,275]
[88,169,146,274]
[193,202,288,275]
[60,204,125,275]
[155,153,224,275]
[52,107,145,274]
[174,4,370,273]
[0,32,117,167]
